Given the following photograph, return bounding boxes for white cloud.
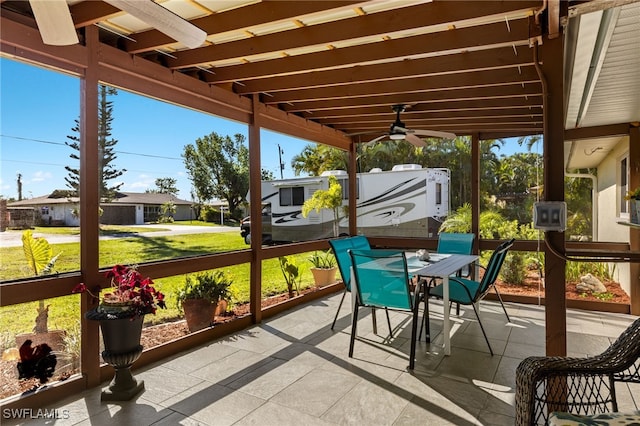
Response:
[30,170,53,183]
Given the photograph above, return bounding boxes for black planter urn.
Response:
[86,307,145,401]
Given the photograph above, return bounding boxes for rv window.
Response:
[338,178,359,200]
[279,186,305,206]
[436,183,442,205]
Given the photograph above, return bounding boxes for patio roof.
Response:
[2,0,637,145]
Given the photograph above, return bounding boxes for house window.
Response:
[279,186,305,206]
[620,156,628,215]
[41,206,49,215]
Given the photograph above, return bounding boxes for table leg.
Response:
[443,275,451,356]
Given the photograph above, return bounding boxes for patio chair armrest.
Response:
[515,355,619,425]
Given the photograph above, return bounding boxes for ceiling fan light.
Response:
[389,133,405,140]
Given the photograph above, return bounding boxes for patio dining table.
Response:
[350,251,478,356]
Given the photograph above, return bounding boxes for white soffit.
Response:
[575,3,640,128]
[564,136,625,170]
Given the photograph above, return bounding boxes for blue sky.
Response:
[1,57,532,202]
[0,57,308,201]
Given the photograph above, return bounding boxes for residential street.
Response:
[0,224,238,248]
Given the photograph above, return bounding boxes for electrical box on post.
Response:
[533,201,567,232]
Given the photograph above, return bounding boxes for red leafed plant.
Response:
[73,265,166,318]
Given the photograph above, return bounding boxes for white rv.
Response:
[240,164,450,244]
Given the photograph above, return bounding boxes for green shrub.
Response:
[500,252,527,285]
[199,205,217,222]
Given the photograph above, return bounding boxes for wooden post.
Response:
[249,94,263,324]
[80,25,102,387]
[629,125,640,315]
[349,140,357,236]
[540,31,567,356]
[471,132,480,256]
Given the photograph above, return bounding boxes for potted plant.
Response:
[176,270,232,333]
[72,264,166,401]
[308,250,338,287]
[625,187,640,224]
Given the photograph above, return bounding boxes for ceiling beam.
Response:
[232,45,535,94]
[281,83,542,112]
[565,123,631,140]
[301,97,543,119]
[262,66,540,104]
[340,116,542,131]
[69,1,121,27]
[172,1,539,68]
[123,1,362,54]
[173,19,530,78]
[316,107,543,125]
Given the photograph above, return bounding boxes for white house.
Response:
[8,191,195,226]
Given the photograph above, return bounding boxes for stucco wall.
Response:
[597,140,631,295]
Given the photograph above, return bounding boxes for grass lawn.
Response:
[0,230,334,344]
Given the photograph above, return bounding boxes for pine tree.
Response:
[64,85,126,201]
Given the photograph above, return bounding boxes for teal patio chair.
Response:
[427,238,514,355]
[419,232,475,339]
[349,249,424,370]
[435,232,475,313]
[328,236,392,334]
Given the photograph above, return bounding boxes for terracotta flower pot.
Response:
[310,267,338,287]
[182,298,217,332]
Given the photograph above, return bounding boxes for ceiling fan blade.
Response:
[104,0,207,49]
[29,0,79,46]
[405,133,426,147]
[411,129,457,139]
[364,135,389,146]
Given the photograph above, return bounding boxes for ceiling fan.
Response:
[366,104,456,147]
[28,0,206,48]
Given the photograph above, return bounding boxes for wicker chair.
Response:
[515,317,640,425]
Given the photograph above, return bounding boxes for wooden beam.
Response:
[301,97,543,119]
[262,67,540,104]
[565,123,631,140]
[233,46,535,94]
[188,20,531,80]
[281,83,542,112]
[630,125,640,315]
[175,1,539,70]
[123,1,361,53]
[256,103,351,150]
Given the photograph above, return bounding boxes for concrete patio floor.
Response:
[9,293,640,425]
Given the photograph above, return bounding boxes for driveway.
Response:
[0,224,238,248]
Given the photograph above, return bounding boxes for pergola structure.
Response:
[1,0,639,410]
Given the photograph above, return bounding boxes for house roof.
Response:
[8,191,192,207]
[1,1,638,161]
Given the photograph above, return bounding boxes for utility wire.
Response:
[1,134,182,161]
